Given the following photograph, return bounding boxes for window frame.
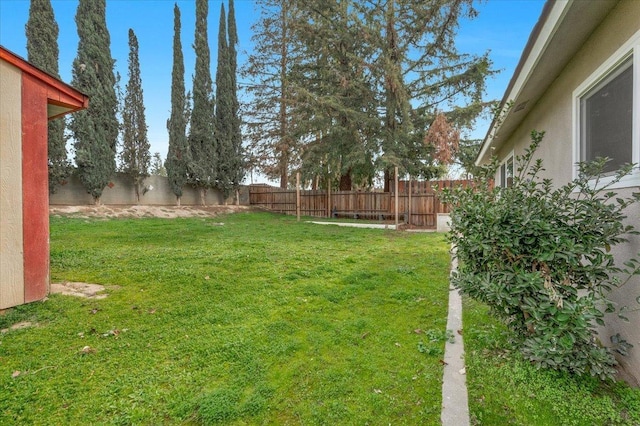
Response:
[499,152,515,188]
[573,30,640,189]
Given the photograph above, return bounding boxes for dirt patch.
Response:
[1,321,36,334]
[49,204,251,219]
[50,281,108,299]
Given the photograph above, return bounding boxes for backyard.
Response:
[0,210,639,424]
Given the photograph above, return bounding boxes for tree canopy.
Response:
[245,0,496,189]
[166,3,191,204]
[26,0,70,194]
[69,0,119,204]
[120,28,151,202]
[188,0,216,204]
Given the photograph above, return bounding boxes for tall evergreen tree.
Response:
[69,0,118,204]
[243,0,303,188]
[189,0,216,205]
[120,29,150,203]
[26,0,69,194]
[227,0,244,199]
[150,152,167,176]
[166,3,191,205]
[215,3,233,199]
[292,0,380,190]
[358,0,494,187]
[247,1,494,189]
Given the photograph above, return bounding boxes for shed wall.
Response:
[0,61,24,309]
[22,73,50,303]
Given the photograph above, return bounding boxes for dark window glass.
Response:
[581,58,633,174]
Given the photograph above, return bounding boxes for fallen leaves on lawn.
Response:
[80,346,96,354]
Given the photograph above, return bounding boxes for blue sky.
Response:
[0,0,545,178]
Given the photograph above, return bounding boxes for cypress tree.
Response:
[214,3,233,200]
[166,3,191,206]
[120,29,150,203]
[69,0,118,204]
[227,0,244,199]
[189,0,216,205]
[26,0,69,194]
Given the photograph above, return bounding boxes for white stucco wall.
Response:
[497,0,640,383]
[0,60,25,309]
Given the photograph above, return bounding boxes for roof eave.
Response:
[0,45,89,118]
[476,0,618,165]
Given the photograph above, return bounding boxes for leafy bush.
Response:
[441,131,640,380]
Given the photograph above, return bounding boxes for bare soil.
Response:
[49,204,251,219]
[50,282,109,299]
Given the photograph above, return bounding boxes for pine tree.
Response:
[120,29,150,203]
[69,0,119,204]
[189,0,216,205]
[360,0,494,187]
[150,152,167,177]
[252,1,494,189]
[215,3,233,200]
[26,0,69,194]
[243,0,303,188]
[291,0,379,190]
[166,3,191,205]
[227,0,244,200]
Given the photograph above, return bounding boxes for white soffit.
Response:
[477,0,618,164]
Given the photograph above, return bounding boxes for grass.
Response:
[0,212,451,425]
[463,297,640,425]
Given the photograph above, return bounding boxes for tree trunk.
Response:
[135,182,140,204]
[384,168,391,192]
[235,188,240,206]
[176,195,181,207]
[339,171,352,191]
[199,187,207,206]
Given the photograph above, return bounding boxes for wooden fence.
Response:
[249,179,473,228]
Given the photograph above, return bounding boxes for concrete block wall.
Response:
[50,173,249,206]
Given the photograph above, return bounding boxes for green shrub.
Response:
[441,131,640,380]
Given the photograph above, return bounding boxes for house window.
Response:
[580,58,633,174]
[574,30,639,187]
[499,155,514,188]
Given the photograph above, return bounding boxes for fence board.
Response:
[249,180,471,228]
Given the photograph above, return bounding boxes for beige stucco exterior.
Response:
[483,0,640,383]
[0,60,25,309]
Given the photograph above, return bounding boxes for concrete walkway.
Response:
[309,221,397,230]
[441,253,470,425]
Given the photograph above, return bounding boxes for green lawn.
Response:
[1,212,451,424]
[463,297,640,426]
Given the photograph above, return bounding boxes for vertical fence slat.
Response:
[248,179,473,228]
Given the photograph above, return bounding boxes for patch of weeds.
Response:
[417,341,443,357]
[396,265,416,275]
[197,387,241,423]
[417,329,454,357]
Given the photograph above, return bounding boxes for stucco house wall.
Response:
[479,0,640,384]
